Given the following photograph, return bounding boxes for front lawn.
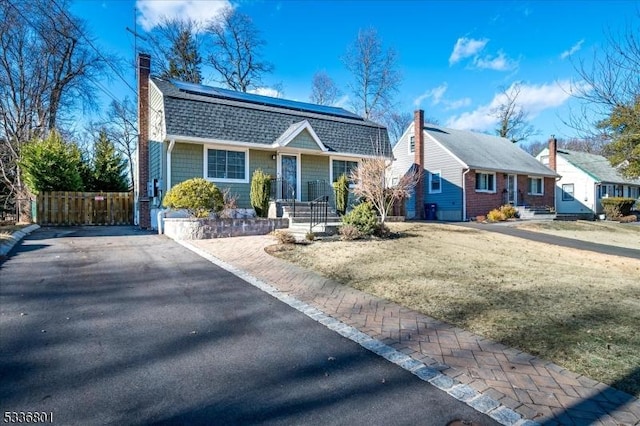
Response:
[270,222,640,397]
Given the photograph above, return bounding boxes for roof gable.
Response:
[273,121,327,151]
[557,149,640,185]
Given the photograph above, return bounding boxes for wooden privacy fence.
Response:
[36,191,134,226]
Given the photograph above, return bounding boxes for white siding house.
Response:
[536,147,640,217]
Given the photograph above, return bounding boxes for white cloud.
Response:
[560,40,584,60]
[413,84,448,107]
[136,0,231,32]
[333,94,350,109]
[473,51,517,71]
[445,97,472,110]
[449,38,489,65]
[248,87,283,98]
[445,80,575,131]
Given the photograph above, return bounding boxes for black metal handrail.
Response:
[309,195,329,233]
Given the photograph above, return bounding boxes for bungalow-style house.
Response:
[391,110,559,221]
[536,140,640,219]
[135,54,391,229]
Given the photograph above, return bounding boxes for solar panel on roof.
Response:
[170,79,363,121]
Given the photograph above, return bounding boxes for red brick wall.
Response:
[465,172,555,219]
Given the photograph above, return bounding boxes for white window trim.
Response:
[562,183,575,201]
[475,171,496,193]
[203,144,249,183]
[527,176,544,196]
[429,170,442,194]
[408,135,415,154]
[330,156,360,189]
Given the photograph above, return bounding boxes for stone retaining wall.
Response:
[163,218,289,240]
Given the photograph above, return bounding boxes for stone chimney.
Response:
[414,110,425,219]
[137,53,151,229]
[548,135,557,171]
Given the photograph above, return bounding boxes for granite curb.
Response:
[0,224,40,258]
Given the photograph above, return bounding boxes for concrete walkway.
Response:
[188,235,640,426]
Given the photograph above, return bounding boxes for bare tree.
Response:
[0,0,105,221]
[384,111,412,145]
[205,7,273,92]
[102,98,138,194]
[146,17,202,83]
[522,136,606,156]
[569,17,640,178]
[309,71,341,105]
[350,149,420,225]
[492,83,537,143]
[343,28,401,121]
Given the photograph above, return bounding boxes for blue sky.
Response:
[71,0,639,146]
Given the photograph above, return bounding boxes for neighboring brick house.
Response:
[391,110,558,221]
[136,54,391,229]
[536,140,640,218]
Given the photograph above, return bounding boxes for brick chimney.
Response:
[414,110,425,219]
[137,53,151,229]
[548,135,557,171]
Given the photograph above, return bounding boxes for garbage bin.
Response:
[424,203,437,220]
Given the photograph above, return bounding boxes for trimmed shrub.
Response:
[273,230,296,244]
[487,208,506,222]
[342,201,378,235]
[601,197,636,219]
[499,204,519,219]
[333,173,349,216]
[339,224,362,241]
[162,178,223,218]
[250,169,271,218]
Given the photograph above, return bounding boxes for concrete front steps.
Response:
[515,206,556,220]
[282,202,341,238]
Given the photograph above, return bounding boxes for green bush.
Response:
[250,169,271,217]
[342,201,378,235]
[162,178,223,218]
[601,197,636,219]
[333,174,349,216]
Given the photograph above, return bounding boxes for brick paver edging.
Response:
[180,235,640,426]
[178,239,536,426]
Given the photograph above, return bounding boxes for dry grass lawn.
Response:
[0,224,28,243]
[271,222,640,397]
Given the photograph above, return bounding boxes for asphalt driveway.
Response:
[0,227,498,425]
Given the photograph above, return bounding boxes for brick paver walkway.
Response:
[187,235,640,426]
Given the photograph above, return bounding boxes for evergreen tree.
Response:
[162,28,202,83]
[91,130,129,191]
[18,130,84,193]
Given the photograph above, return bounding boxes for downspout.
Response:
[462,168,470,221]
[158,139,176,235]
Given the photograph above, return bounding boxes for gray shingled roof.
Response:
[558,149,640,185]
[424,125,558,177]
[152,78,391,157]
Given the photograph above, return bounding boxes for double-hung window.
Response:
[528,177,543,195]
[562,184,574,201]
[409,136,415,153]
[429,171,442,193]
[475,172,495,192]
[206,148,247,182]
[332,160,358,183]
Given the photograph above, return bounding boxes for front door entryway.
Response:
[507,174,517,205]
[280,154,299,200]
